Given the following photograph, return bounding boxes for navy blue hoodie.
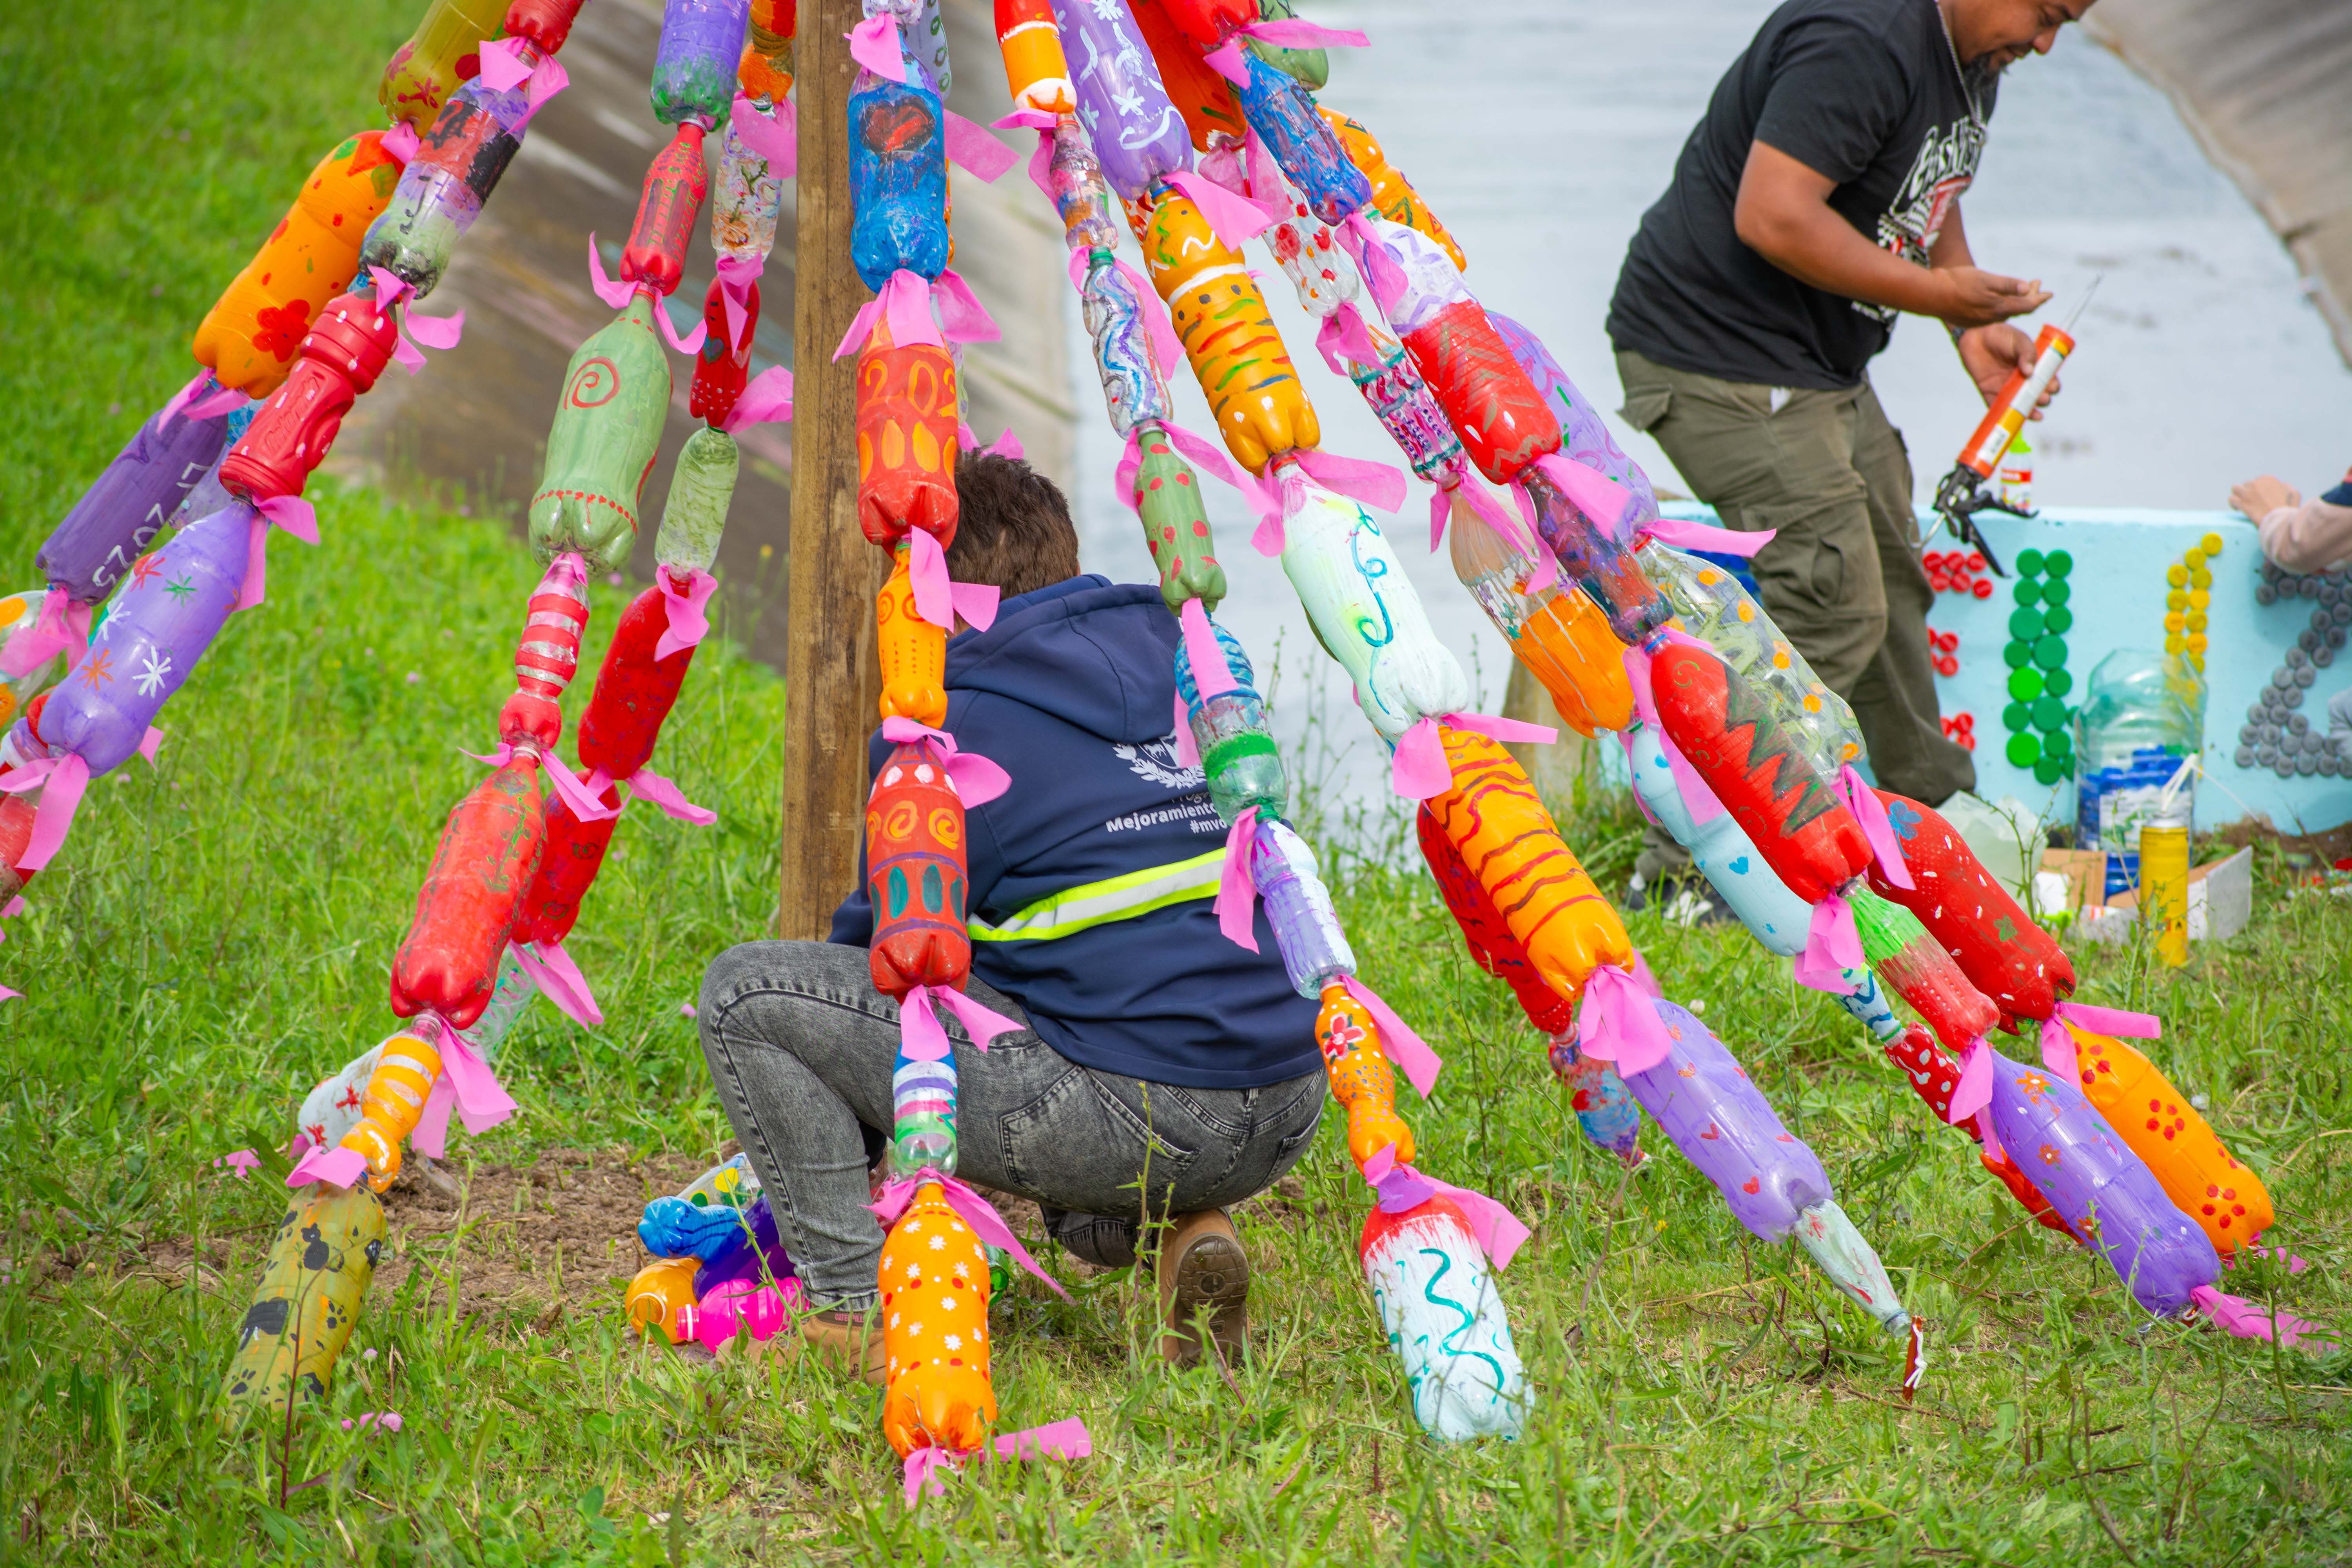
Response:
[829,575,1320,1089]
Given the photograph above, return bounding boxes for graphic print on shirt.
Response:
[1857,116,1984,323]
[1114,733,1205,792]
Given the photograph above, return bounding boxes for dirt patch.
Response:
[369,1145,712,1330]
[2208,815,2352,867]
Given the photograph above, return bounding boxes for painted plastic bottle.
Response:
[877,544,947,726]
[1080,255,1174,436]
[660,425,739,572]
[1230,53,1367,225]
[1416,805,1575,1037]
[1140,192,1316,472]
[1359,1192,1528,1441]
[1546,1034,1645,1166]
[1130,0,1246,151]
[690,278,758,425]
[879,1182,995,1457]
[379,0,507,127]
[1250,818,1353,994]
[1449,503,1632,737]
[622,124,711,296]
[221,1185,387,1418]
[739,0,798,103]
[996,0,1074,114]
[359,63,538,299]
[848,43,949,290]
[1317,982,1412,1167]
[854,314,961,547]
[194,132,404,397]
[390,756,548,1029]
[529,293,673,572]
[1321,108,1460,270]
[1052,0,1190,202]
[1848,885,1999,1057]
[866,742,971,997]
[2065,1024,2273,1256]
[711,105,786,262]
[654,0,753,127]
[36,390,236,606]
[1172,612,1282,822]
[1132,423,1227,611]
[1867,789,2074,1033]
[221,292,402,503]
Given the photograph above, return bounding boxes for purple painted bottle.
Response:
[1980,1048,2219,1318]
[1618,999,1829,1240]
[653,0,753,128]
[35,504,251,776]
[1250,817,1354,996]
[37,385,237,605]
[1489,312,1660,537]
[1050,0,1190,202]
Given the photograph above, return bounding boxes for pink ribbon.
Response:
[585,234,635,310]
[730,93,796,177]
[993,108,1058,201]
[0,587,91,678]
[1162,170,1274,251]
[714,253,761,352]
[901,1417,1093,1506]
[1947,1036,1994,1125]
[2038,1001,2160,1084]
[287,1141,369,1190]
[1530,452,1634,541]
[1455,475,1556,591]
[1621,641,1724,824]
[878,717,1012,805]
[1360,1144,1527,1269]
[514,938,603,1027]
[1202,20,1368,88]
[1637,515,1775,558]
[380,121,421,165]
[1249,451,1409,556]
[943,109,1017,182]
[1838,766,1913,890]
[1234,128,1296,228]
[1172,692,1200,768]
[621,765,717,825]
[2189,1286,2330,1348]
[0,752,89,873]
[834,269,940,361]
[1215,807,1261,952]
[1342,212,1408,321]
[158,368,248,427]
[1314,302,1385,379]
[868,1170,1066,1299]
[1574,964,1676,1076]
[932,269,1000,345]
[236,495,318,613]
[904,529,1001,633]
[721,365,795,434]
[655,565,717,661]
[367,267,466,375]
[1178,599,1236,701]
[411,1013,519,1158]
[1389,712,1557,801]
[980,428,1024,459]
[847,15,906,81]
[1793,892,1862,996]
[651,295,707,356]
[1115,420,1269,535]
[1340,975,1441,1098]
[475,36,568,123]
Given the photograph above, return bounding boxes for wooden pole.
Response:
[779,0,885,939]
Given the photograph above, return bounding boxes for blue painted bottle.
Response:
[1232,53,1368,225]
[848,40,950,290]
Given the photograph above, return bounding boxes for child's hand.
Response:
[2230,475,2301,521]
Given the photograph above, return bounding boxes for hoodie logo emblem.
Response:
[1113,733,1204,792]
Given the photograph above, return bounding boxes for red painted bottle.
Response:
[391,755,548,1029]
[1880,1024,2073,1238]
[689,275,758,426]
[220,290,401,502]
[1867,789,2074,1032]
[622,123,710,297]
[496,563,591,755]
[1400,299,1561,486]
[515,780,622,948]
[576,586,697,781]
[503,0,588,52]
[865,741,970,998]
[1647,640,1870,904]
[1415,805,1573,1036]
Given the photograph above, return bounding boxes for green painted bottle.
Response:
[530,291,673,572]
[657,425,737,573]
[1131,421,1227,613]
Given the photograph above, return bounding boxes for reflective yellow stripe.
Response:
[968,849,1227,943]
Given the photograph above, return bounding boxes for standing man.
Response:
[1608,0,2093,905]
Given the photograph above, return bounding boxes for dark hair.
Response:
[945,452,1081,599]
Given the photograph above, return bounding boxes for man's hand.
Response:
[1956,324,2057,416]
[1936,269,2051,330]
[2230,475,2301,521]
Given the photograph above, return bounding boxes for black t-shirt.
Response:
[1608,0,1996,390]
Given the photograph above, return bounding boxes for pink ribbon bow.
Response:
[411,1012,520,1158]
[878,718,1012,805]
[1452,475,1556,591]
[157,368,249,427]
[0,587,92,679]
[901,1417,1093,1506]
[1361,1144,1527,1269]
[584,240,705,352]
[1573,964,1677,1076]
[1528,452,1635,544]
[461,743,614,823]
[730,92,797,178]
[1389,712,1557,801]
[1948,1037,1996,1125]
[1792,891,1863,996]
[0,753,90,874]
[1837,766,1913,890]
[475,36,568,124]
[380,121,421,165]
[655,565,718,662]
[904,529,1000,633]
[713,251,763,362]
[1341,975,1443,1098]
[1620,637,1724,824]
[1252,452,1409,557]
[847,14,906,80]
[585,233,636,310]
[562,757,717,828]
[994,107,1061,202]
[834,269,939,360]
[2189,1286,2331,1349]
[1161,169,1274,251]
[722,365,795,435]
[1202,18,1369,87]
[1637,514,1775,558]
[366,266,467,376]
[944,109,1018,182]
[513,938,603,1027]
[236,495,319,613]
[979,428,1024,459]
[1314,302,1386,380]
[1114,419,1259,530]
[932,269,999,345]
[1214,806,1262,952]
[1179,599,1235,701]
[2038,1000,2160,1085]
[868,1168,1067,1301]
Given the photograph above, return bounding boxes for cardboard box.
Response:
[2075,846,2254,945]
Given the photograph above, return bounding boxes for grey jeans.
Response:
[697,940,1325,1310]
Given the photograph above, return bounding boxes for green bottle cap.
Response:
[2044,668,2073,698]
[2033,635,2069,670]
[2042,579,2071,607]
[2013,578,2043,606]
[2006,733,2041,768]
[2002,701,2033,732]
[2003,640,2033,670]
[2045,550,2073,578]
[2009,607,2045,640]
[2007,667,2044,701]
[2015,547,2047,577]
[2032,695,2069,731]
[2043,605,2074,635]
[2033,755,2068,785]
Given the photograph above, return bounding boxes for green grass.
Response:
[4,2,2352,1563]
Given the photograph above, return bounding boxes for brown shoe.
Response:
[795,1308,887,1385]
[1156,1209,1248,1368]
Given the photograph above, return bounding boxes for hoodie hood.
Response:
[946,575,1178,746]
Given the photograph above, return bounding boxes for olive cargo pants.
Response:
[1616,350,1975,884]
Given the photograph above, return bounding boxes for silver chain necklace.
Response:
[1936,0,1986,126]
